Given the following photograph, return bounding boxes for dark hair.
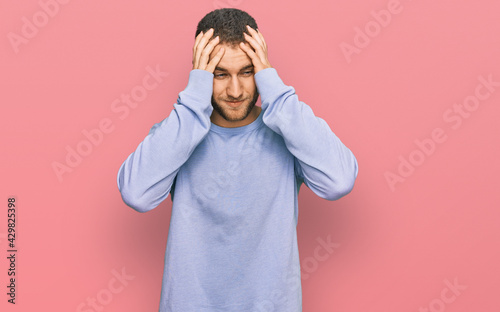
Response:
[195,8,258,48]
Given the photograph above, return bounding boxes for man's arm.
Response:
[116,29,225,212]
[241,26,358,201]
[256,68,358,200]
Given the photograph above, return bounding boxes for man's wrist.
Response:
[183,69,214,100]
[254,67,287,100]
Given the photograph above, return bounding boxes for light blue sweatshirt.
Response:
[117,67,358,311]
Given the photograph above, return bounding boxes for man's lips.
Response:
[226,100,244,107]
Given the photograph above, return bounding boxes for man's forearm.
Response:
[256,68,358,200]
[116,69,214,212]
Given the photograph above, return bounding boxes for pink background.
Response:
[1,0,499,311]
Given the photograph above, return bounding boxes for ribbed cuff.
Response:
[183,69,214,100]
[254,67,287,100]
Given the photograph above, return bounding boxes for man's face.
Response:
[209,43,259,127]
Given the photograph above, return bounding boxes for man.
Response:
[117,8,358,312]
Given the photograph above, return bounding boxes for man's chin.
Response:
[222,106,251,121]
[212,92,259,122]
[213,100,254,122]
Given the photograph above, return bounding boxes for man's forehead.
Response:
[215,63,254,72]
[210,44,253,71]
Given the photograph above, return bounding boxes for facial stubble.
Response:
[211,89,260,122]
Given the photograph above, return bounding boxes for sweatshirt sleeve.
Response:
[116,69,214,212]
[255,68,358,201]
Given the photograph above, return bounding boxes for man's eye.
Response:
[214,72,253,78]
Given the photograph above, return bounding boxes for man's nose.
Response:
[226,77,243,99]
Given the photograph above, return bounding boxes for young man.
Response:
[117,8,358,312]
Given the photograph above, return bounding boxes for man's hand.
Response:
[240,25,272,73]
[192,28,225,73]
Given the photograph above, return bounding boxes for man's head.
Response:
[195,8,258,49]
[196,8,260,127]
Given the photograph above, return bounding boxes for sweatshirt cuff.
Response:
[254,67,288,100]
[183,69,214,100]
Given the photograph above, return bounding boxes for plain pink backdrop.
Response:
[1,0,499,311]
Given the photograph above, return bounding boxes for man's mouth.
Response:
[226,100,244,107]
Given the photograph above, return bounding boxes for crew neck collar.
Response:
[209,106,264,135]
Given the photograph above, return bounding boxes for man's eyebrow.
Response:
[215,64,254,72]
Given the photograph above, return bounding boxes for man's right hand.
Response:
[192,28,225,73]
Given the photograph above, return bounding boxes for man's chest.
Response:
[178,127,295,200]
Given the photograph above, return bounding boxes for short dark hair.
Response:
[195,8,258,48]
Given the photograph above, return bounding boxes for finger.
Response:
[194,28,213,67]
[206,46,225,73]
[194,28,214,68]
[245,25,264,49]
[243,32,267,62]
[193,31,205,67]
[256,28,267,50]
[245,25,264,47]
[243,32,259,51]
[198,36,220,70]
[208,43,222,62]
[239,42,261,66]
[193,30,204,54]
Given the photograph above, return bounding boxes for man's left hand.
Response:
[240,25,272,73]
